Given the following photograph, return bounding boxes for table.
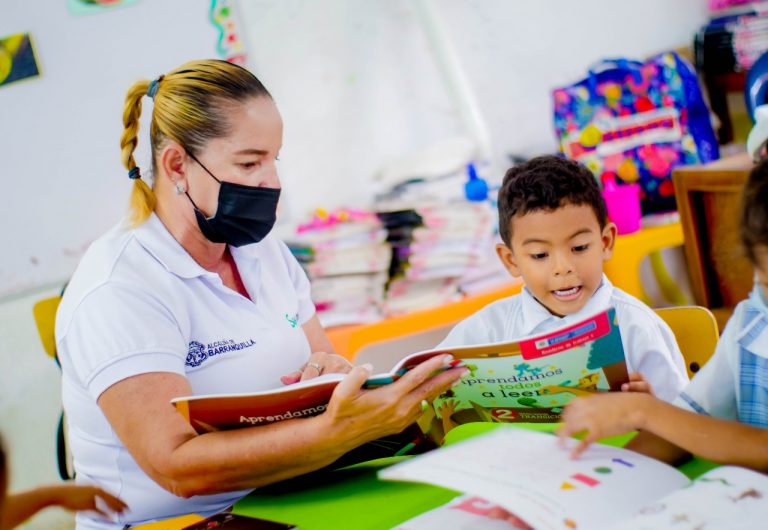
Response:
[233,423,718,529]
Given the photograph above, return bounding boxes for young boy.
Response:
[0,437,126,529]
[438,155,689,401]
[559,157,768,468]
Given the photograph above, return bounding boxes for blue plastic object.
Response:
[745,51,768,122]
[464,162,489,201]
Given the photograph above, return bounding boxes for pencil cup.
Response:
[602,181,641,235]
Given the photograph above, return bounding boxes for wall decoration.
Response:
[209,0,247,65]
[0,32,40,88]
[67,0,139,16]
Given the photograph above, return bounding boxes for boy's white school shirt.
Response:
[438,275,689,402]
[55,213,315,529]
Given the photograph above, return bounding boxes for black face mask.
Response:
[185,153,281,247]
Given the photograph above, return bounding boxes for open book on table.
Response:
[380,428,768,530]
[172,307,628,444]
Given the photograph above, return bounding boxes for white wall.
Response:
[240,0,710,221]
[0,0,709,299]
[0,0,219,298]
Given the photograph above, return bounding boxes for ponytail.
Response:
[120,80,156,227]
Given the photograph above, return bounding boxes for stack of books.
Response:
[376,203,496,315]
[696,2,768,74]
[286,209,391,327]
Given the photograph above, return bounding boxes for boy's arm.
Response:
[559,393,768,470]
[1,484,127,529]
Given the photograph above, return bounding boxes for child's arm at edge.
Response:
[557,393,768,470]
[1,484,127,530]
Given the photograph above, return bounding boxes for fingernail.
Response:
[360,363,374,372]
[452,378,464,388]
[441,354,455,365]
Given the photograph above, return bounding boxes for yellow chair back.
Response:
[654,305,719,378]
[32,295,62,359]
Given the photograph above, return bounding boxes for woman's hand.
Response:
[322,354,468,448]
[280,351,354,384]
[556,392,651,459]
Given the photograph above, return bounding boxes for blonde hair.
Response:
[119,59,271,226]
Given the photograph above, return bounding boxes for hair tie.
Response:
[146,75,164,99]
[128,166,141,180]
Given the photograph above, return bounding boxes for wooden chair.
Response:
[672,154,754,330]
[654,306,719,378]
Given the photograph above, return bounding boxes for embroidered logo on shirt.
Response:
[285,312,299,328]
[185,338,257,368]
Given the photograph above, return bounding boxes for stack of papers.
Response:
[286,210,391,327]
[732,11,768,70]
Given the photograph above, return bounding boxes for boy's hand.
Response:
[50,484,128,516]
[620,372,654,395]
[557,393,649,459]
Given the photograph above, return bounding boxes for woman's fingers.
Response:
[332,364,373,403]
[296,352,354,382]
[280,371,302,385]
[321,353,354,374]
[393,354,464,392]
[394,367,467,423]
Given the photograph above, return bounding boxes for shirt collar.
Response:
[749,282,768,318]
[133,213,211,279]
[519,274,614,335]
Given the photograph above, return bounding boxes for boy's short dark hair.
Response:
[741,158,768,264]
[497,155,608,246]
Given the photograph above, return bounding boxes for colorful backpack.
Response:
[552,52,720,214]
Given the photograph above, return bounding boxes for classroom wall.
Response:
[0,0,710,300]
[0,0,220,299]
[239,0,710,220]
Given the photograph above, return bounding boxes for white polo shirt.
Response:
[438,275,689,402]
[55,213,315,529]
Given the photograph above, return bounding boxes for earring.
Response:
[175,182,186,195]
